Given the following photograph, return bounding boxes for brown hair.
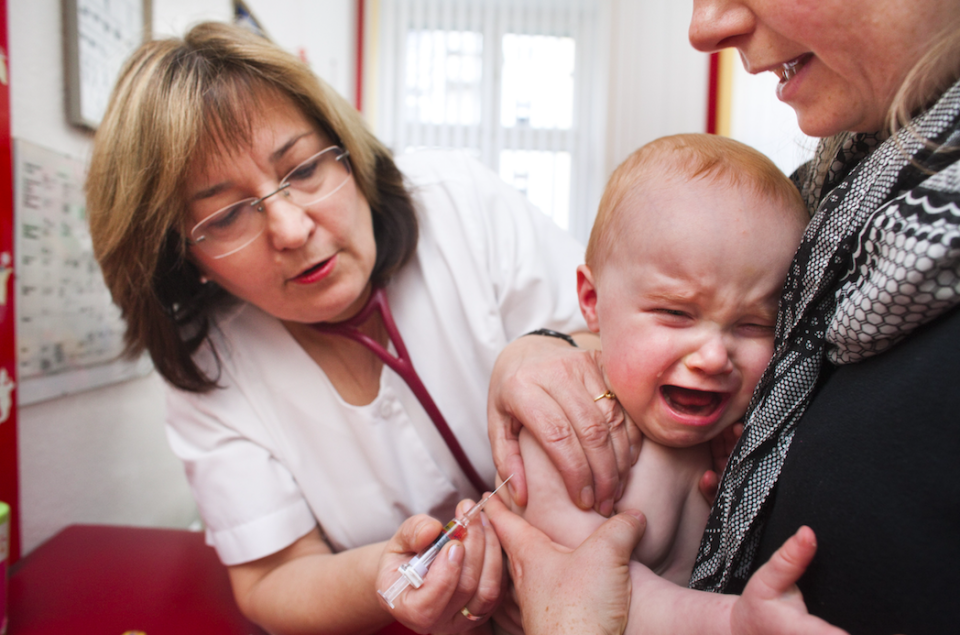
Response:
[87,22,418,392]
[586,133,807,271]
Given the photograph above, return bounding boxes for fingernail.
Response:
[599,499,614,517]
[481,511,490,527]
[508,482,518,502]
[630,443,640,462]
[448,543,463,563]
[580,486,595,509]
[615,483,624,501]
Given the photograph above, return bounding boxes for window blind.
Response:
[375,0,609,240]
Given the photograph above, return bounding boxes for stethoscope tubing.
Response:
[312,286,488,494]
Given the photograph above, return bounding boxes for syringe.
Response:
[378,475,513,609]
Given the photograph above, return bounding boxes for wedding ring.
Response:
[460,606,484,622]
[593,390,616,402]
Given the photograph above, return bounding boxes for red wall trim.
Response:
[356,0,365,112]
[0,0,20,563]
[706,51,719,135]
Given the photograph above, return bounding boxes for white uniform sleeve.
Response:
[165,334,317,566]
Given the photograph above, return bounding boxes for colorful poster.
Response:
[13,139,151,406]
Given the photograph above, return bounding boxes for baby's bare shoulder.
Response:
[615,440,713,580]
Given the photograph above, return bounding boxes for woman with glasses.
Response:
[87,21,587,634]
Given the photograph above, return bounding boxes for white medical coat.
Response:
[166,150,587,565]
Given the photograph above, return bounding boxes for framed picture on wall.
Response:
[62,0,152,130]
[234,0,267,38]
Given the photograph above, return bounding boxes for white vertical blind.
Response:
[603,1,710,174]
[376,0,609,239]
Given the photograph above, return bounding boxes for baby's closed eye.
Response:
[737,322,775,336]
[653,308,693,324]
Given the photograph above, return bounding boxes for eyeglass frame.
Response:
[188,146,352,259]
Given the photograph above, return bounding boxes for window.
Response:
[374,0,609,239]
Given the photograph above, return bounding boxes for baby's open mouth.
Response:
[661,386,723,417]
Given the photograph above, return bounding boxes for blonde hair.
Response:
[805,17,960,202]
[87,22,418,392]
[586,134,806,271]
[888,15,960,136]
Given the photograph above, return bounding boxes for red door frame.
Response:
[356,0,365,112]
[0,0,20,564]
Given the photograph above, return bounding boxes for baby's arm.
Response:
[622,526,848,635]
[517,428,712,585]
[516,427,607,549]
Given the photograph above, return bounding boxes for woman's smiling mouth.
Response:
[776,54,812,83]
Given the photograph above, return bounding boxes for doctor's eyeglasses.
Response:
[189,146,352,259]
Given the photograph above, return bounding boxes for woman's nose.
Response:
[689,0,755,53]
[263,193,316,251]
[684,334,735,376]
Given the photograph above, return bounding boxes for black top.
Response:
[754,306,960,634]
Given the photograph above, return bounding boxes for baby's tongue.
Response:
[662,386,719,415]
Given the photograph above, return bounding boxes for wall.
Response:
[11,0,359,557]
[152,0,233,37]
[242,0,357,103]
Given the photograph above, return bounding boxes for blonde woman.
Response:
[487,0,960,633]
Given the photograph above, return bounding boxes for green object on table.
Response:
[0,500,9,559]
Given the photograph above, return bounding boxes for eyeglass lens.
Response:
[190,146,351,258]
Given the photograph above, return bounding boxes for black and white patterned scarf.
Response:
[690,78,960,593]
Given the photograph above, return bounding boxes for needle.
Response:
[378,475,513,609]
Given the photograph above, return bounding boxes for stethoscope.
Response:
[312,286,488,494]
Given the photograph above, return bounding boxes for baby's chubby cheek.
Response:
[600,349,656,416]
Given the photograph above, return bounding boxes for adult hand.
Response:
[377,500,505,634]
[487,333,640,514]
[698,422,743,505]
[484,493,646,635]
[490,575,525,635]
[732,526,849,635]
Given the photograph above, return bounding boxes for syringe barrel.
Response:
[378,517,469,609]
[417,519,467,572]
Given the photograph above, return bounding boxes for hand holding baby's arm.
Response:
[376,500,505,634]
[487,333,639,513]
[485,493,646,635]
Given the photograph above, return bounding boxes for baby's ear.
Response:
[577,264,601,333]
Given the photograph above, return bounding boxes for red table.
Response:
[6,525,266,634]
[6,524,416,635]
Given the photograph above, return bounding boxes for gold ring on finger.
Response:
[593,390,616,402]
